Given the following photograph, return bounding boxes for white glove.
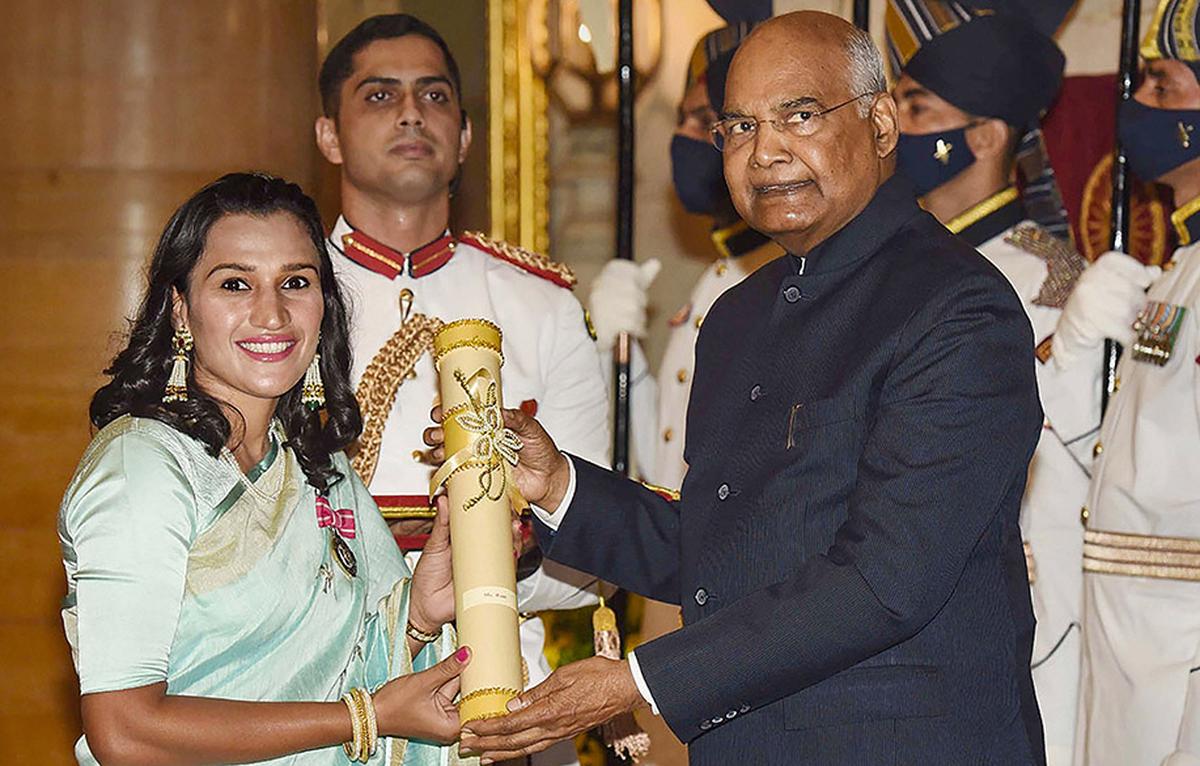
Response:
[587,258,662,349]
[1053,251,1161,371]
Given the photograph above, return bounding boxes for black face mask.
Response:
[1118,98,1200,181]
[671,134,729,215]
[895,126,978,197]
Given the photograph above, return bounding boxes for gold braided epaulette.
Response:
[461,231,577,290]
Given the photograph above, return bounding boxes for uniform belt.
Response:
[1083,528,1200,582]
[372,494,436,520]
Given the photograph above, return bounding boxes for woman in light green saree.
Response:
[58,173,475,765]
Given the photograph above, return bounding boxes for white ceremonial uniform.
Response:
[650,241,782,489]
[975,222,1101,766]
[329,216,609,766]
[1074,240,1200,766]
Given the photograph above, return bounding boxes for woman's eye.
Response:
[282,276,311,290]
[220,278,250,291]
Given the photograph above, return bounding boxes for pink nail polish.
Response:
[455,646,471,662]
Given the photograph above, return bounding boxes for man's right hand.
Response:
[1053,251,1161,371]
[423,406,571,512]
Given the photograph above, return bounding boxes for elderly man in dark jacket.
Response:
[457,10,1045,765]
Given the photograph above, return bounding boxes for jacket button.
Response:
[699,720,712,731]
[750,384,762,401]
[717,483,730,500]
[695,587,709,606]
[739,703,751,713]
[725,709,738,719]
[783,285,802,303]
[676,369,689,383]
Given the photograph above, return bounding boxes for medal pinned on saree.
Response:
[430,319,525,724]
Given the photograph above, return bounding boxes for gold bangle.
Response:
[405,620,441,643]
[355,688,379,759]
[341,691,364,761]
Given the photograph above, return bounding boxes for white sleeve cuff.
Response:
[530,453,576,531]
[627,650,661,716]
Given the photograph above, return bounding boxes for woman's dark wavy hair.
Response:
[90,172,362,492]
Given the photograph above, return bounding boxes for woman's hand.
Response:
[423,406,572,512]
[409,497,454,635]
[374,647,471,744]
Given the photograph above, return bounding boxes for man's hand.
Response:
[409,496,454,634]
[588,258,662,350]
[1054,251,1161,371]
[423,406,571,511]
[459,657,644,763]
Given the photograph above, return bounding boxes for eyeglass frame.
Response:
[708,92,878,152]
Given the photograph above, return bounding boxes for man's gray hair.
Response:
[845,26,888,116]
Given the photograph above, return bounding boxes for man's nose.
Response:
[396,90,425,127]
[751,120,793,167]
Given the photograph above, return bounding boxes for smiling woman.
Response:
[60,173,473,766]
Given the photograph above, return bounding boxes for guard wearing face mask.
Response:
[887,4,1095,763]
[589,22,785,491]
[1056,3,1200,764]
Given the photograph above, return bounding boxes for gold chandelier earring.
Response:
[163,327,193,403]
[302,336,325,411]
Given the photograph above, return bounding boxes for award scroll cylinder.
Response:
[432,319,523,724]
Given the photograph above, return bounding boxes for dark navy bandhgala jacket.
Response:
[538,177,1046,765]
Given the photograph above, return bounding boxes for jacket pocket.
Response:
[786,395,858,448]
[783,664,947,730]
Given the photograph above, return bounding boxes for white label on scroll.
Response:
[462,586,518,613]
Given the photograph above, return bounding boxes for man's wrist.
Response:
[539,452,572,513]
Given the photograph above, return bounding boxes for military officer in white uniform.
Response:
[1054,4,1200,763]
[315,15,608,766]
[887,3,1096,763]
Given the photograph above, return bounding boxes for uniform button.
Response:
[711,716,724,725]
[739,703,751,713]
[750,384,762,401]
[694,587,709,606]
[725,709,738,719]
[1080,506,1089,527]
[699,720,713,731]
[783,285,802,303]
[716,261,728,276]
[717,483,730,500]
[1093,441,1103,458]
[676,369,689,383]
[694,315,704,330]
[663,428,673,442]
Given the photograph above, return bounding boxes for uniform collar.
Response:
[793,174,923,275]
[710,219,772,259]
[944,186,1024,248]
[1171,194,1200,246]
[329,216,456,279]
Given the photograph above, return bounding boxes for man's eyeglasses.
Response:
[709,93,876,152]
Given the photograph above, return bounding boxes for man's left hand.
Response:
[459,656,644,763]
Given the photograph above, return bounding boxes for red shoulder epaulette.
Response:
[460,231,577,290]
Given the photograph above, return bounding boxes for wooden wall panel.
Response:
[0,3,319,762]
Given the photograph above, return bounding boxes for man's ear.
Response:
[171,288,188,332]
[871,92,900,159]
[315,116,344,165]
[965,118,1011,163]
[458,113,473,165]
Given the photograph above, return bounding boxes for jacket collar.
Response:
[944,186,1024,249]
[328,216,456,279]
[790,174,924,276]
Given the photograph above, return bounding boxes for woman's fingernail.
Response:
[455,646,471,662]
